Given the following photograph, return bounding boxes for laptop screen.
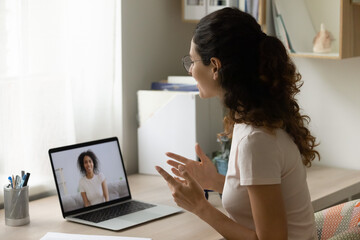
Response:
[49,137,131,217]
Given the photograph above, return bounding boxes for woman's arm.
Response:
[102,180,109,201]
[247,184,287,239]
[80,192,91,207]
[156,166,288,240]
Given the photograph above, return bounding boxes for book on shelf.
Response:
[239,0,245,11]
[272,0,294,53]
[151,81,198,92]
[151,77,198,91]
[245,0,259,21]
[272,0,316,53]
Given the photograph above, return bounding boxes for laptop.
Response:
[48,137,181,231]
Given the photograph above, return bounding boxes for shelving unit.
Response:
[263,0,360,59]
[181,0,360,60]
[265,0,360,59]
[285,0,360,59]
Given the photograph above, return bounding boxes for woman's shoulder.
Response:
[234,123,281,148]
[79,175,87,184]
[233,123,253,138]
[96,172,105,181]
[234,123,274,139]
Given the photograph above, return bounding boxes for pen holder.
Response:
[4,186,30,226]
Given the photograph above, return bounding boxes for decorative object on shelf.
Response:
[313,23,334,53]
[205,135,230,200]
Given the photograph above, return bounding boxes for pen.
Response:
[8,176,13,189]
[23,172,30,187]
[20,174,27,188]
[15,175,21,189]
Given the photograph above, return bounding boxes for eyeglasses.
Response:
[182,55,203,73]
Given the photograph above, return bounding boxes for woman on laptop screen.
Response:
[77,150,109,207]
[156,7,320,240]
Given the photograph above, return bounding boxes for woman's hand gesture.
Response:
[166,143,224,192]
[155,165,210,215]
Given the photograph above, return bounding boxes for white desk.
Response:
[1,165,360,240]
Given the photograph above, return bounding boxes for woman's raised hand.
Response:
[166,143,220,191]
[155,165,210,215]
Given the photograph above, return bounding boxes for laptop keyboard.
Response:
[74,201,156,223]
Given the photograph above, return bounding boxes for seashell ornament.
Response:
[313,23,334,53]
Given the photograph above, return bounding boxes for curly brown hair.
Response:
[193,8,320,167]
[77,150,100,176]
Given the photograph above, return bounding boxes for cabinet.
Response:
[182,0,238,22]
[137,90,223,175]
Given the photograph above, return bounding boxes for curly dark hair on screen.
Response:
[193,7,320,167]
[77,150,100,175]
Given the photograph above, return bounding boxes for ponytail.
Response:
[257,35,320,167]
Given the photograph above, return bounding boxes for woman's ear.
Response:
[210,57,221,80]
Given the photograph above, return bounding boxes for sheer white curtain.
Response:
[0,0,122,204]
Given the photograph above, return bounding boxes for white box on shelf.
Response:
[207,0,238,15]
[137,90,224,175]
[183,0,206,21]
[167,76,196,85]
[183,0,239,21]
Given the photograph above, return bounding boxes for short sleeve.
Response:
[238,131,282,186]
[98,172,105,182]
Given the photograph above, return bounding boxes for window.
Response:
[0,0,122,205]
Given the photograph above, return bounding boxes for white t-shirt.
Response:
[79,172,106,206]
[222,123,316,240]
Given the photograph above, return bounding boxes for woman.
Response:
[78,150,109,207]
[155,8,320,240]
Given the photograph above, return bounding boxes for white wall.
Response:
[122,1,360,173]
[121,1,196,173]
[294,57,360,170]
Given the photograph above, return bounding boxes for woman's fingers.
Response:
[174,176,186,184]
[171,167,181,177]
[166,152,190,164]
[178,165,196,187]
[167,159,185,169]
[155,166,179,188]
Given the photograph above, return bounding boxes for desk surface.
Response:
[307,164,360,211]
[0,174,224,240]
[1,165,360,240]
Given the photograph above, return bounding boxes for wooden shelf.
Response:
[340,0,360,58]
[181,0,360,60]
[268,0,360,59]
